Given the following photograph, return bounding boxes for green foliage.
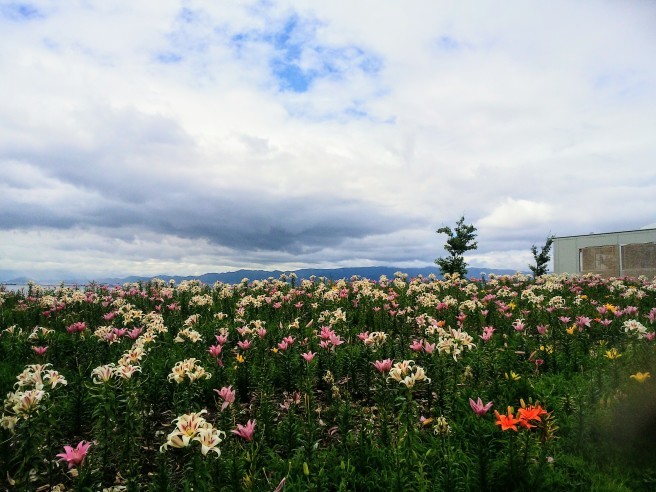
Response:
[0,274,655,490]
[530,235,555,277]
[435,216,478,276]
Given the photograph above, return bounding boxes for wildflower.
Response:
[648,307,656,324]
[32,346,48,356]
[363,331,388,349]
[194,426,225,456]
[505,371,521,381]
[214,386,235,411]
[45,370,67,389]
[92,364,116,384]
[56,441,92,469]
[235,354,245,364]
[623,319,648,336]
[0,415,18,432]
[113,328,127,337]
[624,306,638,315]
[630,372,650,383]
[301,351,316,363]
[328,333,344,348]
[373,359,393,373]
[388,360,414,382]
[433,416,452,435]
[12,389,46,416]
[208,344,222,358]
[480,326,495,341]
[536,325,548,335]
[469,397,493,417]
[174,411,208,441]
[237,340,251,351]
[517,405,548,429]
[277,340,290,351]
[66,322,87,334]
[512,319,526,332]
[575,316,592,330]
[161,410,225,455]
[495,408,520,431]
[409,340,424,352]
[389,360,430,388]
[232,419,256,442]
[168,358,211,383]
[604,348,622,360]
[116,364,141,379]
[566,325,576,335]
[127,327,143,340]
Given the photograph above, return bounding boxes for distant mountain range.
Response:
[1,266,526,287]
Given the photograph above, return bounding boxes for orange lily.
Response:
[517,405,547,428]
[494,407,520,431]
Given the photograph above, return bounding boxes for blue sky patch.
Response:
[437,36,460,51]
[271,62,312,92]
[156,52,183,64]
[1,2,43,21]
[230,13,382,93]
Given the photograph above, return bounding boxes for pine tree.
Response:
[529,235,555,278]
[435,216,478,277]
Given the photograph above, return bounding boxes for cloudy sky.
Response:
[1,0,655,280]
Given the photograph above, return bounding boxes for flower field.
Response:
[1,272,655,491]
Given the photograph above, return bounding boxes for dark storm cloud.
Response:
[0,104,417,256]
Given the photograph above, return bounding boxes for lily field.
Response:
[1,272,655,491]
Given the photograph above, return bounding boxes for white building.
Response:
[553,228,656,278]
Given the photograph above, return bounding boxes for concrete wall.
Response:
[553,228,656,278]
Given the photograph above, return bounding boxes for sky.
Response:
[1,0,655,281]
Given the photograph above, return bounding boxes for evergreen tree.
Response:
[435,216,478,277]
[529,235,555,277]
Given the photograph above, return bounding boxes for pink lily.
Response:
[232,419,256,442]
[56,441,92,469]
[469,397,493,417]
[208,344,223,358]
[480,326,495,342]
[237,339,252,351]
[575,316,591,331]
[127,327,143,340]
[66,322,87,334]
[409,340,424,352]
[32,346,48,356]
[301,351,316,363]
[373,359,393,373]
[214,386,236,411]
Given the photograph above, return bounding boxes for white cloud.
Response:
[479,198,553,230]
[1,0,655,279]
